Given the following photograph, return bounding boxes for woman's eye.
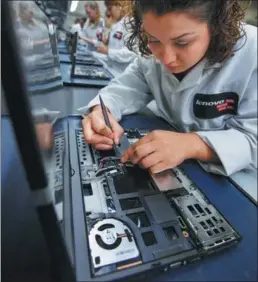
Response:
[175,41,189,47]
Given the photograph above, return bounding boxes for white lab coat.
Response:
[79,18,104,49]
[92,17,137,77]
[70,23,82,34]
[79,24,257,176]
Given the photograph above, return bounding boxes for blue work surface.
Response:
[1,115,257,281]
[60,63,110,87]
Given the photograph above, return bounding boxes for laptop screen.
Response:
[6,0,72,217]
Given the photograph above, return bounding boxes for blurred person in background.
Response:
[79,1,104,49]
[101,10,114,46]
[16,2,50,50]
[94,0,137,76]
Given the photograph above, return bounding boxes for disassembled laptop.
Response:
[52,127,241,279]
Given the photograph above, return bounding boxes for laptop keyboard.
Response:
[74,66,111,79]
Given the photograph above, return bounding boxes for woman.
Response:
[16,2,52,59]
[93,0,137,77]
[81,0,257,177]
[79,1,104,49]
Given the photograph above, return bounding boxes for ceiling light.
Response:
[70,1,79,12]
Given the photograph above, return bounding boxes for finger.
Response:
[82,117,113,145]
[121,145,134,163]
[130,132,154,150]
[82,117,94,141]
[111,121,124,144]
[90,133,114,145]
[94,144,113,150]
[139,152,162,169]
[130,142,156,164]
[121,135,154,163]
[150,162,171,174]
[90,115,114,139]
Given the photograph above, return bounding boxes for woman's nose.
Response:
[159,45,177,65]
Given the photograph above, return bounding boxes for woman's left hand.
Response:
[121,130,214,174]
[97,44,108,54]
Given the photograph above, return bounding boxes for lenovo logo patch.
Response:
[196,99,225,106]
[193,93,238,119]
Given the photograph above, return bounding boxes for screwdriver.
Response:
[99,95,121,156]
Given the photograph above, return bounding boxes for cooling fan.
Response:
[89,218,140,268]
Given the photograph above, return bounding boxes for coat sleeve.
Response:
[108,47,137,64]
[195,68,257,176]
[77,58,153,120]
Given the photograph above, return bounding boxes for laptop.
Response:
[68,32,113,81]
[70,32,103,66]
[2,1,241,281]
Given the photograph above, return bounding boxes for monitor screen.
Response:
[5,1,67,213]
[2,2,75,280]
[11,1,63,95]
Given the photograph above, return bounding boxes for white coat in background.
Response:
[79,18,104,50]
[78,24,257,177]
[70,22,82,34]
[92,17,137,77]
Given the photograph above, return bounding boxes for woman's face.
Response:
[85,6,98,21]
[142,11,211,73]
[107,4,121,22]
[20,8,34,21]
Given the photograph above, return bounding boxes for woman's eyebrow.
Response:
[170,32,195,40]
[145,30,195,40]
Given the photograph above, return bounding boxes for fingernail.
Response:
[107,139,113,145]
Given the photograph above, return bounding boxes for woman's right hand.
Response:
[82,105,124,150]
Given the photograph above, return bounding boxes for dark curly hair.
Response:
[126,0,250,64]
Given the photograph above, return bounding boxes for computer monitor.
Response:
[1,1,75,281]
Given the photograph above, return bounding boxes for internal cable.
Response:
[95,166,117,177]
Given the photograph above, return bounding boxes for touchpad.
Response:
[144,194,177,224]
